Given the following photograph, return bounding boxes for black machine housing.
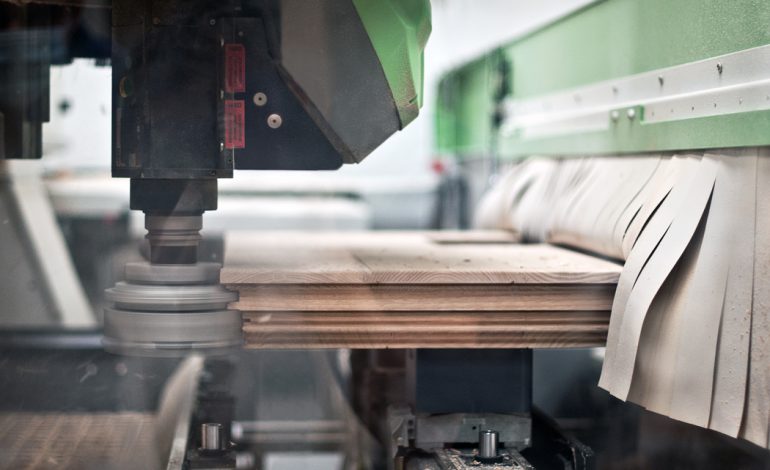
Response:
[111,0,403,216]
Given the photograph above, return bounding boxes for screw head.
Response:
[209,18,216,26]
[610,110,620,122]
[253,92,267,106]
[267,114,282,129]
[627,108,636,120]
[717,62,724,74]
[658,75,664,86]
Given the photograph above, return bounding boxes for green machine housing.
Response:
[436,0,770,160]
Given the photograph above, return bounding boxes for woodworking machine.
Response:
[0,2,590,467]
[5,1,769,469]
[0,0,430,354]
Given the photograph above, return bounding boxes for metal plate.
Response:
[501,44,770,140]
[103,308,242,357]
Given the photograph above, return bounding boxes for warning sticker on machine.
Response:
[225,44,245,93]
[224,100,245,149]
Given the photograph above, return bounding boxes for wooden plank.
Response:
[352,244,619,284]
[225,231,619,349]
[241,310,609,349]
[223,232,370,285]
[243,332,607,349]
[242,338,607,349]
[242,310,609,325]
[230,284,616,312]
[222,231,621,285]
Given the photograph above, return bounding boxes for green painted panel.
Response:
[353,0,431,128]
[506,0,770,100]
[436,53,502,156]
[435,0,770,159]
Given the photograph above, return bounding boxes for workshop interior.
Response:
[1,0,770,468]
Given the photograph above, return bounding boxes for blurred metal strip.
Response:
[502,44,770,139]
[4,160,95,327]
[155,354,204,470]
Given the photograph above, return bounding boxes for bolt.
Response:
[209,18,216,26]
[253,92,267,106]
[267,114,282,129]
[478,430,499,459]
[610,110,620,122]
[717,62,724,74]
[238,31,244,37]
[627,108,636,120]
[201,423,222,451]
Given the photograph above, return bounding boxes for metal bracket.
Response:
[501,43,770,140]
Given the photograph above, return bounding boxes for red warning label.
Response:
[224,44,245,93]
[224,100,245,149]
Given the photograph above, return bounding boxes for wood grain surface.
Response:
[242,309,609,349]
[222,230,621,285]
[224,231,621,349]
[231,284,616,312]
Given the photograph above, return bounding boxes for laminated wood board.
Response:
[222,231,621,286]
[222,230,622,349]
[241,310,610,349]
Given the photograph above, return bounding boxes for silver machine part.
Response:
[201,423,223,451]
[102,260,242,356]
[414,413,530,450]
[478,429,499,459]
[103,211,243,356]
[125,261,222,285]
[145,214,203,252]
